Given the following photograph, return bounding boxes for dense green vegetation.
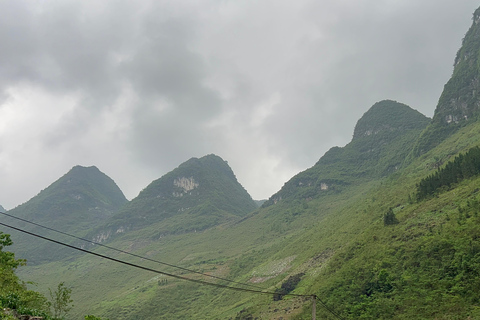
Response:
[416,146,480,200]
[300,171,480,319]
[0,232,52,319]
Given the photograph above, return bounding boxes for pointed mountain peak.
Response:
[9,165,128,263]
[353,100,430,141]
[12,165,127,221]
[137,153,253,215]
[100,154,256,237]
[264,100,429,207]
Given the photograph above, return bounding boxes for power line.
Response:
[0,210,265,291]
[0,217,346,319]
[0,220,310,298]
[314,295,346,320]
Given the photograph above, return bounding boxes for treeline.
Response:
[416,146,480,201]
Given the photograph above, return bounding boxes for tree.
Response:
[48,282,74,319]
[0,232,50,318]
[383,208,399,226]
[0,232,26,295]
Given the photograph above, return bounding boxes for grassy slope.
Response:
[288,121,480,319]
[94,121,480,319]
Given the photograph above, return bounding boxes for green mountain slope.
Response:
[12,101,434,319]
[7,165,127,263]
[92,154,257,240]
[413,7,480,155]
[264,100,429,206]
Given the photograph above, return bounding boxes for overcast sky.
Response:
[0,0,478,209]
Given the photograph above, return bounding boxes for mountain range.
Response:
[3,5,480,320]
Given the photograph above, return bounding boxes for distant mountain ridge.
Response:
[264,100,430,206]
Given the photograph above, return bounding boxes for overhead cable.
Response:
[0,220,311,298]
[0,210,265,290]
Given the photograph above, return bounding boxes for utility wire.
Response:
[0,220,311,298]
[0,216,346,320]
[314,295,346,320]
[0,210,265,291]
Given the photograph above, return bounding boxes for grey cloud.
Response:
[1,0,480,209]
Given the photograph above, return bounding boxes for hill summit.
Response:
[10,165,127,226]
[99,154,257,238]
[264,100,430,206]
[8,165,127,263]
[353,100,432,140]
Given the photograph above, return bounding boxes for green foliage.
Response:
[0,233,26,296]
[48,282,74,319]
[416,146,480,200]
[0,232,52,319]
[383,208,399,226]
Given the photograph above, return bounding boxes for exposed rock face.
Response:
[436,7,480,126]
[173,177,199,192]
[413,7,480,155]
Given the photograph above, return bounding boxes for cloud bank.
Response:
[0,0,478,209]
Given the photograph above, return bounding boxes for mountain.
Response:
[95,154,257,240]
[264,100,430,206]
[9,7,480,320]
[413,7,480,155]
[7,165,127,263]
